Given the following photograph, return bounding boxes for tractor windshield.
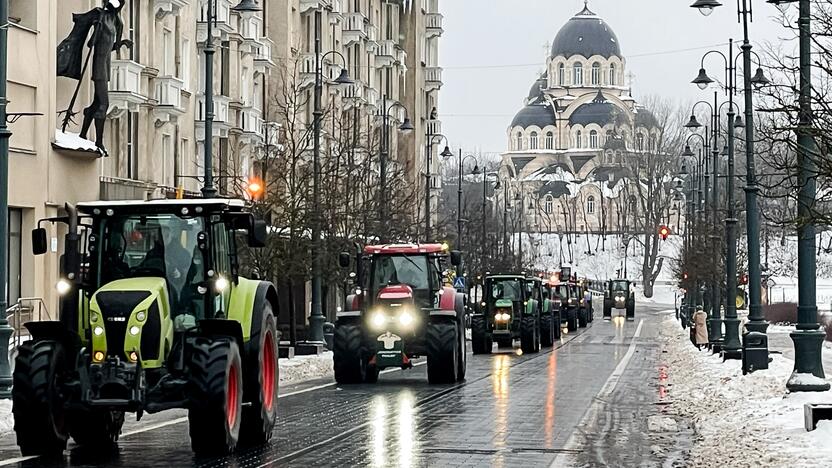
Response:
[97,214,205,311]
[491,279,522,301]
[612,280,629,292]
[371,254,431,293]
[555,285,569,299]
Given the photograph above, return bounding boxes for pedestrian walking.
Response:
[692,307,709,350]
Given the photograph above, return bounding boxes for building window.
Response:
[558,63,565,85]
[616,150,623,163]
[7,208,21,305]
[650,136,657,152]
[573,63,583,86]
[545,195,554,214]
[162,134,173,187]
[530,131,538,150]
[637,133,644,151]
[129,0,140,61]
[589,130,599,148]
[591,62,601,85]
[516,132,523,150]
[575,130,582,149]
[545,131,554,150]
[126,112,139,179]
[587,196,596,214]
[221,41,230,96]
[609,63,616,85]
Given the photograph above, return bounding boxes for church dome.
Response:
[511,103,555,129]
[551,4,621,59]
[527,74,548,104]
[568,91,621,126]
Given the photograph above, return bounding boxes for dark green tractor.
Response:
[528,277,557,347]
[13,199,279,457]
[542,280,562,342]
[603,279,635,320]
[471,275,540,354]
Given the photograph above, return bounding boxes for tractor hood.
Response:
[377,284,414,301]
[494,299,514,308]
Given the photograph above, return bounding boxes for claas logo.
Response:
[659,225,671,240]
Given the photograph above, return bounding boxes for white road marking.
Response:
[550,318,645,468]
[0,456,38,467]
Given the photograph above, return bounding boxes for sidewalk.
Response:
[661,315,832,468]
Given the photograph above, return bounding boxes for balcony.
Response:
[364,86,378,109]
[299,53,317,88]
[425,66,443,91]
[425,13,443,38]
[239,16,263,53]
[343,13,368,45]
[196,0,235,43]
[239,106,264,141]
[376,40,396,68]
[196,94,232,140]
[343,79,365,107]
[330,0,343,22]
[154,0,188,18]
[366,24,379,51]
[108,60,147,116]
[153,76,185,121]
[100,176,157,201]
[426,119,441,136]
[254,38,276,74]
[299,0,331,14]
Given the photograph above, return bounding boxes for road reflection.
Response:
[492,354,511,468]
[544,351,558,448]
[368,391,418,468]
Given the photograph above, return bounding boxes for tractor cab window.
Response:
[371,255,430,292]
[556,285,569,299]
[612,280,629,292]
[99,215,204,315]
[491,280,521,301]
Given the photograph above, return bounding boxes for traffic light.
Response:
[683,272,689,280]
[739,274,749,285]
[658,225,671,241]
[246,177,264,200]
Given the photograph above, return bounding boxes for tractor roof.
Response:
[77,198,248,216]
[364,243,448,255]
[487,274,526,280]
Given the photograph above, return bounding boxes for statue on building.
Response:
[56,0,132,157]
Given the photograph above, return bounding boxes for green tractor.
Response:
[603,279,635,320]
[13,199,279,457]
[542,279,563,342]
[527,276,558,347]
[471,275,540,354]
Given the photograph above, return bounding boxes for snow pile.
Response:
[0,400,11,437]
[53,129,101,154]
[662,316,832,467]
[279,351,333,386]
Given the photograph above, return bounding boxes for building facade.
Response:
[500,4,664,236]
[5,0,442,316]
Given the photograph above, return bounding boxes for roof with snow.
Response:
[551,4,622,59]
[527,74,548,104]
[511,103,556,128]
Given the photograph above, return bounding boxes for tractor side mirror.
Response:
[248,219,267,248]
[450,250,462,267]
[32,228,48,255]
[339,252,351,268]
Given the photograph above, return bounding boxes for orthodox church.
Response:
[500,2,662,235]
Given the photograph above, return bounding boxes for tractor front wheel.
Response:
[578,308,588,328]
[520,316,540,354]
[69,410,125,447]
[333,324,367,384]
[12,340,69,456]
[553,312,562,339]
[426,321,459,384]
[540,314,554,347]
[240,303,279,446]
[188,338,243,456]
[471,315,492,354]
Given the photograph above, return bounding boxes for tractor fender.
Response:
[198,319,245,351]
[228,278,278,342]
[345,294,363,312]
[525,299,538,316]
[429,310,457,320]
[454,292,465,317]
[438,286,457,311]
[24,320,80,354]
[336,310,362,322]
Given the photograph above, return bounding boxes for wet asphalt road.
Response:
[0,302,680,468]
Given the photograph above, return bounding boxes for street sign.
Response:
[453,276,465,290]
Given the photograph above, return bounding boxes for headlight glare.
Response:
[370,311,387,329]
[93,326,104,337]
[56,279,72,295]
[399,310,414,327]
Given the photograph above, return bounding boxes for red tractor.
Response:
[334,244,465,384]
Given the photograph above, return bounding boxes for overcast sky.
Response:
[438,0,793,157]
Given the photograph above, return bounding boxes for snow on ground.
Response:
[279,351,333,386]
[662,315,832,467]
[0,401,10,437]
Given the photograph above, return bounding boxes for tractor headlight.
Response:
[399,310,414,327]
[56,278,72,295]
[370,311,387,330]
[615,295,625,302]
[495,313,510,322]
[129,326,141,336]
[93,326,104,337]
[136,311,146,322]
[215,276,229,292]
[90,312,99,323]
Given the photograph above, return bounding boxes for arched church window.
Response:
[575,130,582,149]
[589,130,599,148]
[516,132,523,150]
[637,133,644,151]
[530,131,539,150]
[591,62,601,86]
[545,195,554,214]
[558,63,565,85]
[650,136,657,152]
[610,63,617,86]
[615,151,623,163]
[606,130,614,143]
[573,63,583,86]
[545,132,554,150]
[587,196,596,214]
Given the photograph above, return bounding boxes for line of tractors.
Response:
[9,195,636,459]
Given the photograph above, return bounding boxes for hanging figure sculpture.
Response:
[56,0,132,157]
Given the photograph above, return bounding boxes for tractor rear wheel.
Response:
[471,315,491,354]
[457,318,467,381]
[553,312,562,340]
[69,410,124,447]
[426,321,459,384]
[13,340,69,456]
[188,338,243,456]
[520,316,540,354]
[240,303,279,446]
[567,311,578,332]
[333,324,366,384]
[578,308,588,328]
[540,314,554,347]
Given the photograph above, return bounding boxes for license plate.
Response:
[376,332,404,368]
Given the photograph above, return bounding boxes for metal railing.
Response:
[6,297,51,349]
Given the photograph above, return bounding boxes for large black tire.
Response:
[13,340,69,456]
[457,317,467,381]
[578,308,588,328]
[240,303,279,446]
[567,310,578,332]
[627,300,635,321]
[188,338,243,456]
[540,314,554,347]
[426,321,459,384]
[333,324,366,384]
[471,315,492,354]
[520,316,540,354]
[69,410,124,447]
[553,312,562,340]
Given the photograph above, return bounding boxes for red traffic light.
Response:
[740,274,749,285]
[683,272,689,280]
[658,225,671,240]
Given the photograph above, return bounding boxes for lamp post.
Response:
[449,151,479,268]
[691,0,774,360]
[0,0,13,397]
[378,96,414,239]
[424,131,453,241]
[765,0,830,391]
